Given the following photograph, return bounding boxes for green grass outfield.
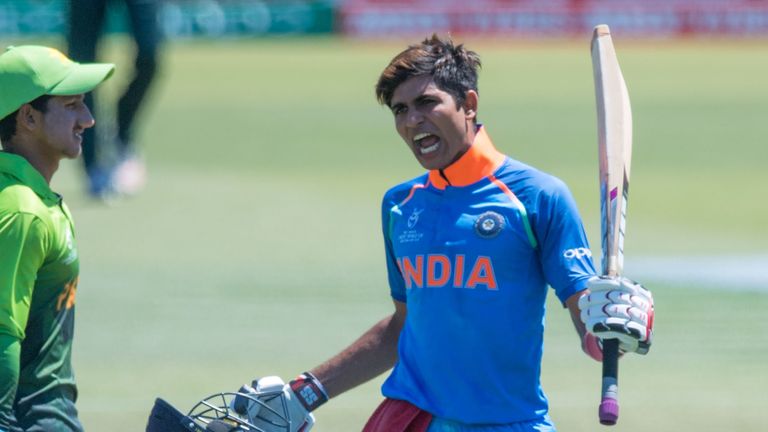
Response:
[26,36,768,430]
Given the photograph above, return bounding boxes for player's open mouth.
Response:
[414,132,439,155]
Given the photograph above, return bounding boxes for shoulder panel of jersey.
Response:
[494,158,595,302]
[0,154,58,227]
[0,182,55,226]
[491,158,571,238]
[382,173,431,236]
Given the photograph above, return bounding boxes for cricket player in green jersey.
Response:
[0,45,113,431]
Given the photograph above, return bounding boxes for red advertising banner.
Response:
[339,0,768,37]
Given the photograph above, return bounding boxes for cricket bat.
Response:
[591,24,632,426]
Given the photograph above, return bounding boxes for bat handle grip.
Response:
[599,338,620,425]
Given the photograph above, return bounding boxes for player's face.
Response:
[390,75,478,171]
[32,95,95,160]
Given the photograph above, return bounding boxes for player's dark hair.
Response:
[375,34,481,109]
[0,95,52,145]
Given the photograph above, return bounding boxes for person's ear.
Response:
[463,90,478,120]
[17,104,38,131]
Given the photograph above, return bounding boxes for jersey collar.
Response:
[427,125,506,190]
[0,151,58,202]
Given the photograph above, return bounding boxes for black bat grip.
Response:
[599,338,620,425]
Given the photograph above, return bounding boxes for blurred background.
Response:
[1,0,766,430]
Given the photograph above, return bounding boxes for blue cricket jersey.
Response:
[380,126,596,425]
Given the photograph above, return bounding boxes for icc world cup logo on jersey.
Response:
[398,208,426,243]
[407,208,424,229]
[474,211,505,239]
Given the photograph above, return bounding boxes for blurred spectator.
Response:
[67,0,162,199]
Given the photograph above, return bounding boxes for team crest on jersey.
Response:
[474,211,505,239]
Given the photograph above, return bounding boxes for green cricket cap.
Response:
[0,45,115,120]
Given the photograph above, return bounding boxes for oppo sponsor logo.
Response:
[563,247,592,259]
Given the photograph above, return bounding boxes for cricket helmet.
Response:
[146,383,293,432]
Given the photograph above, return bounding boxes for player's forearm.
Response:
[310,305,406,399]
[566,290,589,340]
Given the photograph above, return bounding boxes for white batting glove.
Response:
[232,373,328,432]
[579,276,654,355]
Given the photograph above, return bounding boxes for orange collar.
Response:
[428,126,506,189]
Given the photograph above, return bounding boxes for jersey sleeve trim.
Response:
[556,274,591,306]
[396,180,429,208]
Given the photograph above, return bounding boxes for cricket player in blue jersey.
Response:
[229,35,654,432]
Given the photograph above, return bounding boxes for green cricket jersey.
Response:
[0,152,82,431]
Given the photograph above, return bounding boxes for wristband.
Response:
[289,371,329,412]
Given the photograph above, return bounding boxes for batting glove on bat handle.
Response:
[579,276,655,355]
